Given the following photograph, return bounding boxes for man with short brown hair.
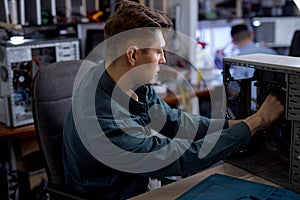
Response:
[62,1,284,199]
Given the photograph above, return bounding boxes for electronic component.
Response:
[223,53,300,193]
[0,38,79,127]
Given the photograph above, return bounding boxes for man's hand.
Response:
[243,94,284,135]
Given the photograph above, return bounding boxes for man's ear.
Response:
[232,39,237,45]
[126,46,138,66]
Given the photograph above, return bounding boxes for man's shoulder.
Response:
[240,45,277,55]
[257,46,277,54]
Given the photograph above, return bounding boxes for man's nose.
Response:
[159,53,166,64]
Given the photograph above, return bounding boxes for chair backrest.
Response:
[289,30,300,57]
[32,60,94,185]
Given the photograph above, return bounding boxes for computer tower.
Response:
[223,53,300,193]
[0,38,79,127]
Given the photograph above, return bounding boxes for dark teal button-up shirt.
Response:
[62,62,251,199]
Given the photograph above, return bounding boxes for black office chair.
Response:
[289,30,300,57]
[32,60,95,200]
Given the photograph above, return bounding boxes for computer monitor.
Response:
[252,17,300,48]
[77,22,105,58]
[85,29,105,57]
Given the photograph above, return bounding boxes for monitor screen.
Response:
[85,29,105,57]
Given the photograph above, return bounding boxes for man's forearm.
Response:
[228,115,263,136]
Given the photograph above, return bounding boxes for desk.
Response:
[0,122,44,200]
[162,86,210,106]
[0,123,37,172]
[0,123,35,141]
[129,162,278,200]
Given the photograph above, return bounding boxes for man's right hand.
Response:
[243,94,284,135]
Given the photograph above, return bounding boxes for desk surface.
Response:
[162,86,210,106]
[0,123,35,141]
[129,162,278,200]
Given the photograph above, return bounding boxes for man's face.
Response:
[132,29,166,84]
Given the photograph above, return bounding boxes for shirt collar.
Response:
[98,65,147,113]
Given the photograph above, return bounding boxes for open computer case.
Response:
[223,53,300,193]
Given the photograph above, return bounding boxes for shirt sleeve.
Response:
[143,121,251,177]
[102,119,251,178]
[87,84,250,178]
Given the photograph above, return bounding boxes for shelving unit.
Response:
[0,0,101,26]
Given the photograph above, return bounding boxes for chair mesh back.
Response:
[289,30,300,57]
[32,60,95,185]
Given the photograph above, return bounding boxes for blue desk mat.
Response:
[176,173,300,200]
